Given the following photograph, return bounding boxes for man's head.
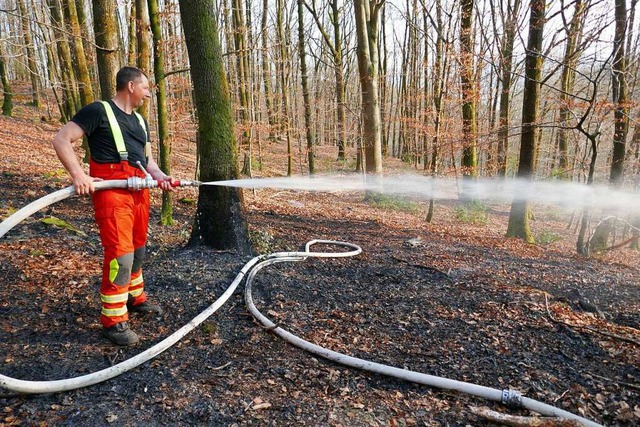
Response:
[116,67,150,108]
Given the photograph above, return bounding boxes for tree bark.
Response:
[49,0,80,116]
[260,0,276,140]
[305,0,347,161]
[297,0,315,174]
[354,0,384,174]
[136,0,152,119]
[64,0,95,106]
[426,0,446,222]
[0,35,13,117]
[610,0,628,185]
[555,0,586,180]
[506,0,545,243]
[231,0,252,151]
[179,0,251,253]
[17,0,41,107]
[459,0,477,184]
[93,0,120,99]
[496,0,520,178]
[276,0,293,176]
[148,0,173,225]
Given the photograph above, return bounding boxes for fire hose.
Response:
[0,180,601,426]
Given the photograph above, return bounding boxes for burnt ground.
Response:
[0,170,638,427]
[0,108,638,426]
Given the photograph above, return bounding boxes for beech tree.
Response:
[506,0,545,243]
[354,0,383,174]
[178,0,251,253]
[149,0,173,225]
[93,0,120,99]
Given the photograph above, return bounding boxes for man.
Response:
[52,67,174,346]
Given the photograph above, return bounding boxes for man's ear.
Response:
[128,81,135,93]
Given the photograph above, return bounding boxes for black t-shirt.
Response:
[71,100,150,168]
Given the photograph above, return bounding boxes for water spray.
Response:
[0,177,603,426]
[200,175,640,213]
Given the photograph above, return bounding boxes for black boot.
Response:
[127,300,163,315]
[102,322,139,346]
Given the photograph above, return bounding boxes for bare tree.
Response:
[297,0,315,173]
[178,0,251,253]
[496,0,522,177]
[305,0,348,160]
[149,0,173,225]
[506,0,545,243]
[17,0,41,107]
[135,0,151,118]
[610,0,629,185]
[354,0,384,174]
[459,0,478,183]
[94,0,120,99]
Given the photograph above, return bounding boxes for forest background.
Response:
[0,0,638,252]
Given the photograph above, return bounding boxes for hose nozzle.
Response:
[171,180,201,187]
[129,161,201,190]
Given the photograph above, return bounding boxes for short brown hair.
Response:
[116,67,146,91]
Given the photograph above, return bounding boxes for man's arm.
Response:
[52,121,99,195]
[145,154,175,191]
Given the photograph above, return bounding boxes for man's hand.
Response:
[157,176,176,191]
[73,173,102,195]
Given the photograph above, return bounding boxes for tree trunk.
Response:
[232,0,251,152]
[127,2,137,65]
[148,0,173,225]
[75,0,97,90]
[260,0,276,140]
[178,0,251,254]
[0,37,13,117]
[136,0,152,119]
[93,0,120,99]
[276,0,293,176]
[555,0,586,180]
[64,0,95,107]
[49,0,80,116]
[306,0,347,161]
[459,0,477,185]
[426,0,445,222]
[610,0,628,185]
[17,0,41,107]
[354,0,383,174]
[506,0,545,243]
[298,0,315,174]
[496,0,520,178]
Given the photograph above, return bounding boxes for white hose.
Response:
[0,185,602,426]
[244,242,602,427]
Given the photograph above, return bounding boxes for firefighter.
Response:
[52,67,174,346]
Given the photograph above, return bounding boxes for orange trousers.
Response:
[90,160,150,328]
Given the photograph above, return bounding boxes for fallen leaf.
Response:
[253,402,272,410]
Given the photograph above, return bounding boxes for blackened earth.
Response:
[0,173,638,426]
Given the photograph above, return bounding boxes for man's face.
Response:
[130,75,151,108]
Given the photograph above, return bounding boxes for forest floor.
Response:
[0,97,638,426]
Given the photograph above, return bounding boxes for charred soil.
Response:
[0,109,638,426]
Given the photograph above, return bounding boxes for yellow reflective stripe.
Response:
[101,101,127,161]
[128,288,143,297]
[131,274,144,286]
[108,258,120,283]
[101,306,128,317]
[100,293,129,304]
